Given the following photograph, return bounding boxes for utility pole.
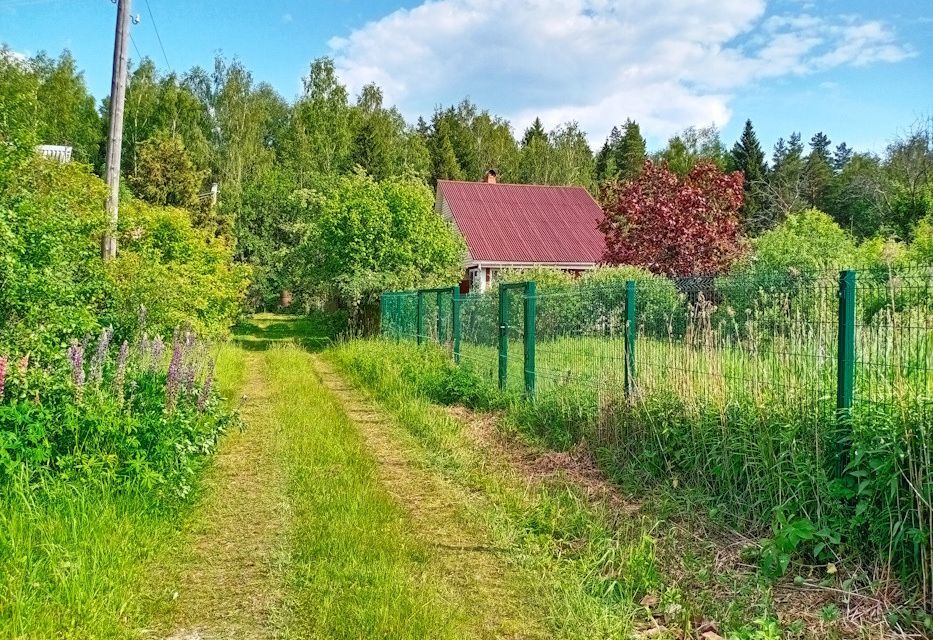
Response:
[102,0,132,260]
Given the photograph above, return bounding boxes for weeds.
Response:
[381,266,932,614]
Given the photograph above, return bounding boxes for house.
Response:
[436,170,606,293]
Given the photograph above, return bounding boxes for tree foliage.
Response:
[127,132,207,212]
[288,171,464,324]
[599,160,745,275]
[730,119,768,233]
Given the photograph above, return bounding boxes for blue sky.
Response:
[2,0,931,155]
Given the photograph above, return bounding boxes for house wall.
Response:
[462,262,596,294]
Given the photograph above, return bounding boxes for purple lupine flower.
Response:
[115,341,129,400]
[67,341,86,400]
[197,359,215,413]
[137,305,147,336]
[138,333,150,365]
[151,336,165,371]
[89,327,113,386]
[0,356,7,401]
[165,342,183,412]
[182,362,197,394]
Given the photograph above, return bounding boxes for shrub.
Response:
[717,209,854,331]
[106,200,250,339]
[0,158,110,360]
[577,266,687,338]
[0,328,234,497]
[0,155,248,358]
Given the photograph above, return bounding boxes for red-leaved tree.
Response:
[598,160,746,276]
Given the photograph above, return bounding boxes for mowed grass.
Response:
[218,315,461,638]
[326,339,801,639]
[262,345,461,638]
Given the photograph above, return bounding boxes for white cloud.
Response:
[329,0,914,143]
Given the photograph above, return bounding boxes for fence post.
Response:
[835,270,856,475]
[435,291,444,344]
[625,280,636,397]
[498,285,508,391]
[524,281,536,398]
[416,290,424,346]
[452,286,461,364]
[379,293,386,337]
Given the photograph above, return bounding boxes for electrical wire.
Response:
[142,0,172,73]
[128,32,143,63]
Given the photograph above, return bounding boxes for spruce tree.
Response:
[730,119,768,234]
[521,117,547,147]
[594,125,622,182]
[805,132,833,210]
[431,120,463,182]
[615,119,646,181]
[832,142,853,172]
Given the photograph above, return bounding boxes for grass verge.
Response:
[327,338,906,639]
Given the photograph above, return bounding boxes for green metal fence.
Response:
[381,266,933,603]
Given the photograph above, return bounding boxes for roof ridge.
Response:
[437,179,591,190]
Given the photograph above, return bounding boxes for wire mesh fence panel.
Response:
[381,291,419,341]
[377,266,933,604]
[458,292,498,386]
[853,265,932,600]
[500,284,528,394]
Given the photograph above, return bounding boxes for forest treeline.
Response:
[4,48,933,306]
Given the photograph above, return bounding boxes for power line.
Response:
[143,0,172,73]
[128,32,143,63]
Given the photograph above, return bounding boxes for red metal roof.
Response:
[438,180,606,264]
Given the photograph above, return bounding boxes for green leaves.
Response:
[288,171,464,325]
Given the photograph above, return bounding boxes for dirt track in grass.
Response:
[149,352,289,640]
[312,355,548,640]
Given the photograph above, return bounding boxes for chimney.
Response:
[484,169,497,184]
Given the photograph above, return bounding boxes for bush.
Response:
[0,329,234,497]
[717,209,854,330]
[107,200,250,339]
[0,158,110,360]
[0,155,248,358]
[577,266,687,337]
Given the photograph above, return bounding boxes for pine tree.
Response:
[431,119,463,181]
[832,142,853,172]
[805,132,833,210]
[731,120,767,182]
[594,140,611,182]
[730,119,768,233]
[772,137,788,171]
[594,125,622,182]
[764,133,807,225]
[615,119,646,181]
[521,117,547,148]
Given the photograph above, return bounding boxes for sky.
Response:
[2,0,931,154]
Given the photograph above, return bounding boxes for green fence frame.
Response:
[379,274,861,464]
[835,269,856,474]
[497,281,536,396]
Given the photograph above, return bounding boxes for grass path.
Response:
[312,355,548,639]
[149,350,289,639]
[146,318,546,639]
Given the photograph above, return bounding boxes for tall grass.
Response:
[0,475,186,637]
[382,266,933,611]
